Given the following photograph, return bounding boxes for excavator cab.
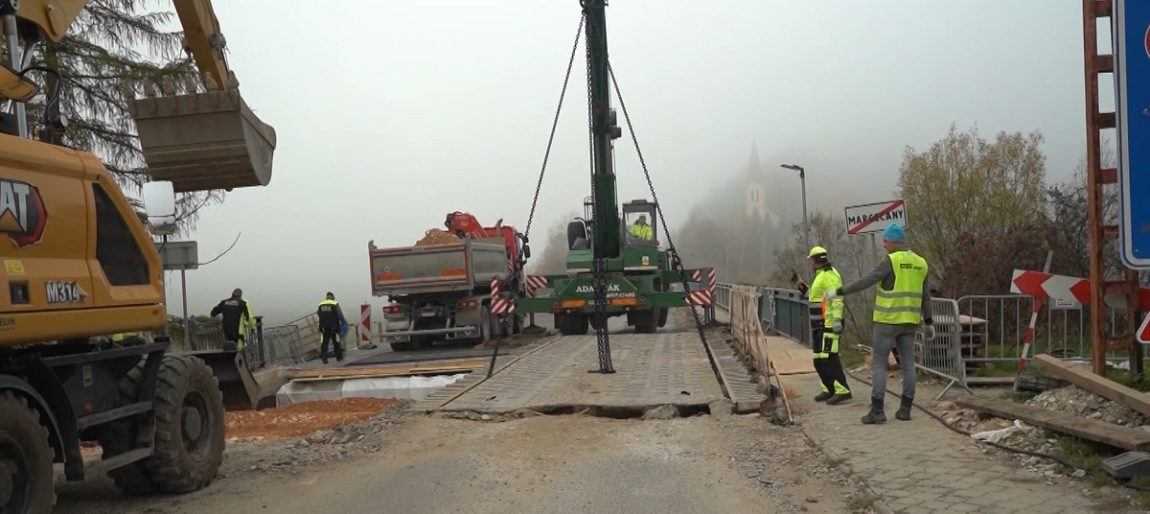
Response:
[622,199,659,247]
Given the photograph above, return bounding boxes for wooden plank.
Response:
[286,359,484,381]
[1034,354,1150,418]
[764,335,816,375]
[955,397,1150,451]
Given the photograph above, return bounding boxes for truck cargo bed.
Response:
[370,239,508,297]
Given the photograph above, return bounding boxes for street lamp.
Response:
[780,164,810,249]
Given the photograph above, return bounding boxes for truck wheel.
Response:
[560,314,589,335]
[145,355,225,493]
[479,306,493,343]
[633,310,657,334]
[657,308,669,328]
[0,392,54,514]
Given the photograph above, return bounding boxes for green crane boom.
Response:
[584,0,622,261]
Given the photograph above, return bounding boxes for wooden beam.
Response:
[955,397,1150,451]
[1034,354,1150,417]
[286,359,485,381]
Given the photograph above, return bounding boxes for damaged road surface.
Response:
[54,411,867,514]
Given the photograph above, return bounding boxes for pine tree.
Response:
[11,0,223,227]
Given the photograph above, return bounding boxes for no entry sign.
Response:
[844,200,907,235]
[1115,0,1150,268]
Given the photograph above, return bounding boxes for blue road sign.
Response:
[1116,0,1150,269]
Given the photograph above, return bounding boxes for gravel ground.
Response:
[54,407,876,514]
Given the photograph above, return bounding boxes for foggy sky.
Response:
[168,1,1095,323]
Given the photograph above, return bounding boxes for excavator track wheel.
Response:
[0,392,55,514]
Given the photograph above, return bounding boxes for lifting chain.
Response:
[608,63,711,349]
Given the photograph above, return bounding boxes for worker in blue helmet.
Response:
[826,223,932,425]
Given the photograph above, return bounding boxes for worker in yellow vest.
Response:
[805,246,852,404]
[628,215,653,241]
[827,223,932,424]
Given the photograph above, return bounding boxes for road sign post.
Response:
[844,199,907,236]
[1115,0,1150,269]
[1139,314,1150,345]
[157,240,198,349]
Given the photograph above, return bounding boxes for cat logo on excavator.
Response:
[0,179,46,247]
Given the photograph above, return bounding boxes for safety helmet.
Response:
[808,246,828,258]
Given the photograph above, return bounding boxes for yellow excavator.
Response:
[0,1,275,512]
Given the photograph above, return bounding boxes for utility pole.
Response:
[781,164,810,249]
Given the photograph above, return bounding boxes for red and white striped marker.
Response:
[490,278,515,315]
[525,275,549,297]
[687,268,717,306]
[359,304,372,345]
[1011,269,1150,310]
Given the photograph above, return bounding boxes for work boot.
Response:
[861,398,886,425]
[896,395,913,421]
[826,392,852,405]
[813,391,834,402]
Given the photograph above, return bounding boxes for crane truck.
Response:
[370,212,526,351]
[0,1,275,512]
[508,1,712,336]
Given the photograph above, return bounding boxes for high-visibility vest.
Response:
[807,266,844,332]
[629,223,653,240]
[873,250,928,325]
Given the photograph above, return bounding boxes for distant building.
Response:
[741,144,782,229]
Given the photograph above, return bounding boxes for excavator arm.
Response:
[3,0,276,192]
[11,0,233,90]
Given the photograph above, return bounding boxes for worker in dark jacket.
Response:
[317,292,348,364]
[210,288,252,351]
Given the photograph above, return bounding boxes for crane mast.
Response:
[583,0,622,261]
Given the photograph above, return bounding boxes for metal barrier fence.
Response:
[915,298,971,398]
[761,287,811,346]
[956,294,1129,372]
[713,283,732,311]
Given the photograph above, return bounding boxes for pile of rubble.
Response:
[1027,385,1149,427]
[219,400,407,477]
[938,385,1150,482]
[415,229,459,246]
[226,398,399,441]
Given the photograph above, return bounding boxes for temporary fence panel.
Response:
[725,285,772,382]
[914,298,971,399]
[957,294,1130,371]
[261,324,307,367]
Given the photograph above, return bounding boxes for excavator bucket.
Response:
[186,349,261,410]
[131,89,276,193]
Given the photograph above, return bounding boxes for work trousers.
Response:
[321,329,344,363]
[871,323,917,402]
[812,328,850,395]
